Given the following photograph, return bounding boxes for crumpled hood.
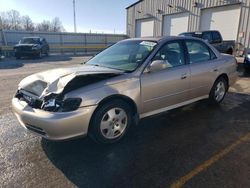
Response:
[18,65,123,98]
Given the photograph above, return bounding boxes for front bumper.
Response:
[12,98,97,140]
[14,49,40,56]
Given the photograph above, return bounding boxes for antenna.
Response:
[73,0,77,33]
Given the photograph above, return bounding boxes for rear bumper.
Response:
[12,98,97,140]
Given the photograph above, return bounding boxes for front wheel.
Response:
[89,100,132,144]
[37,51,42,58]
[209,77,228,104]
[45,50,49,57]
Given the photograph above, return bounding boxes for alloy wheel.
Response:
[100,108,128,139]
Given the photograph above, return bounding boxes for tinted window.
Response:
[202,32,212,42]
[212,32,221,41]
[152,41,185,68]
[186,40,215,63]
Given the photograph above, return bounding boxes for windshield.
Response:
[20,38,40,44]
[86,40,157,72]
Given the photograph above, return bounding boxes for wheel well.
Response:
[216,74,229,90]
[96,95,138,116]
[88,95,139,132]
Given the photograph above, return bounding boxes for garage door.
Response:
[135,19,154,37]
[200,5,241,40]
[163,13,189,36]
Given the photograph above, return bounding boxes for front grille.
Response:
[26,124,47,136]
[18,46,32,51]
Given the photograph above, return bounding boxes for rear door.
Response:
[140,40,190,115]
[184,39,218,99]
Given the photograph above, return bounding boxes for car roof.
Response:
[123,36,205,43]
[23,37,41,39]
[182,30,219,34]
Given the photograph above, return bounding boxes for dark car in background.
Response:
[179,30,245,56]
[244,52,250,70]
[14,37,49,59]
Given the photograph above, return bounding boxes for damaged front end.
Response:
[15,70,121,112]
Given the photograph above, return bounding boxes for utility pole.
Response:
[73,0,77,33]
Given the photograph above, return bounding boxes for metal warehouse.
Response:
[126,0,250,49]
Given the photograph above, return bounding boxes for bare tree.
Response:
[51,17,64,32]
[0,12,11,30]
[36,20,51,32]
[0,10,66,32]
[7,10,21,30]
[22,15,34,31]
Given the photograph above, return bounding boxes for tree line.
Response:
[0,10,65,32]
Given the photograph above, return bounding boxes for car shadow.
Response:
[42,92,250,188]
[0,55,74,69]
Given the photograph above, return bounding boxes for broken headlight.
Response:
[42,98,82,112]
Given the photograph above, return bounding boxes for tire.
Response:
[209,77,228,104]
[38,51,42,59]
[45,50,49,57]
[89,99,132,144]
[15,53,21,59]
[227,48,233,55]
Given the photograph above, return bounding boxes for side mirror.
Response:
[146,60,167,73]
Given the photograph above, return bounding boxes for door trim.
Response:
[140,95,208,118]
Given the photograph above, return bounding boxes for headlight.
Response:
[32,46,39,50]
[42,98,82,112]
[247,54,250,60]
[59,98,82,112]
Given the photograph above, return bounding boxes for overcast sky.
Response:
[0,0,137,34]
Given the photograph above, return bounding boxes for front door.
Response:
[140,41,190,116]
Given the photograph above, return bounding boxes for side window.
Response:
[152,41,185,69]
[186,40,215,64]
[202,32,212,43]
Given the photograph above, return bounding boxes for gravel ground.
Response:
[0,56,249,188]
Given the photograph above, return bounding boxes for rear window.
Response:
[186,40,216,63]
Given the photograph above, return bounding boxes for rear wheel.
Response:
[209,77,227,104]
[89,100,132,144]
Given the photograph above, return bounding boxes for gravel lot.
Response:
[0,56,250,188]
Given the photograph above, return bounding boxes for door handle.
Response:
[181,73,187,79]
